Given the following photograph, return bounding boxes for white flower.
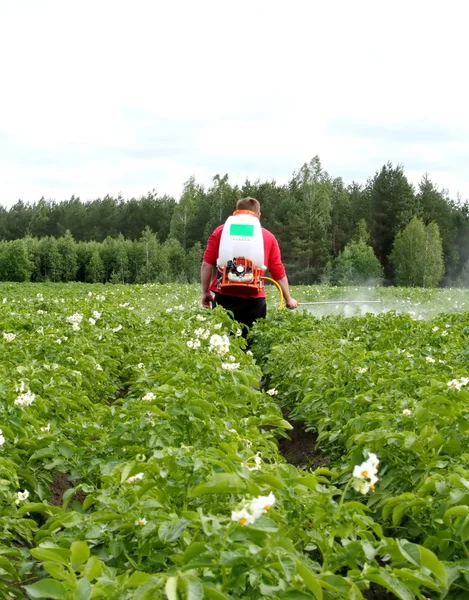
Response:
[3,333,16,342]
[0,429,5,446]
[249,492,276,517]
[193,339,201,349]
[352,453,379,494]
[135,517,147,527]
[96,364,103,371]
[119,302,129,308]
[137,363,144,369]
[196,315,207,322]
[266,388,278,396]
[354,336,360,341]
[402,409,411,416]
[365,452,380,470]
[14,389,36,407]
[358,367,367,374]
[442,330,448,337]
[222,362,240,371]
[112,324,123,333]
[15,490,30,504]
[187,340,194,349]
[425,356,435,364]
[246,350,253,357]
[36,327,44,334]
[127,473,145,483]
[213,323,222,330]
[231,507,256,526]
[432,326,439,332]
[37,309,45,315]
[40,424,51,433]
[89,318,96,325]
[447,377,469,390]
[55,339,62,344]
[245,452,262,471]
[210,334,230,355]
[194,328,205,338]
[142,392,156,402]
[236,328,242,337]
[66,313,83,325]
[352,479,371,495]
[210,334,222,347]
[93,311,102,320]
[229,355,237,362]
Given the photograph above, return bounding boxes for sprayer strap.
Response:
[232,210,259,218]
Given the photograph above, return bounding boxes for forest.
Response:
[1,156,468,286]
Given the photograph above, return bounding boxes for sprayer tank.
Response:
[217,214,265,269]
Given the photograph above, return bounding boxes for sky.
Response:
[0,0,468,207]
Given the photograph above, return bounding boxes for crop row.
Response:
[252,307,469,598]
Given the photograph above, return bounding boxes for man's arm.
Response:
[266,234,298,308]
[275,276,298,309]
[201,261,214,307]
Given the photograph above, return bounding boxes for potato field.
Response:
[1,283,469,599]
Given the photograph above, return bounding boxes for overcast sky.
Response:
[0,0,468,207]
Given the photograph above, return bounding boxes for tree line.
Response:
[1,156,469,286]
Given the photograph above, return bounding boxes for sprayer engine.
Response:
[226,258,255,283]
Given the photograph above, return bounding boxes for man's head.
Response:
[236,197,261,216]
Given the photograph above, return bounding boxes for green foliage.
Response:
[86,248,105,283]
[391,217,445,287]
[332,240,383,285]
[0,239,33,281]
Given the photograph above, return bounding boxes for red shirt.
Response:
[202,224,286,298]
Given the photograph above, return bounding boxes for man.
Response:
[201,197,298,335]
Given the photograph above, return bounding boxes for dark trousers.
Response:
[212,293,267,338]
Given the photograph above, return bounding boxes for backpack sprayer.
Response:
[216,210,381,309]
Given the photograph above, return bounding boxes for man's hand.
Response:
[285,296,298,309]
[202,291,214,308]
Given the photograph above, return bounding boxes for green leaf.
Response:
[165,576,178,600]
[75,578,92,600]
[202,585,230,600]
[365,570,415,600]
[295,560,323,599]
[126,571,152,588]
[444,505,469,519]
[16,503,61,516]
[178,575,204,600]
[279,555,296,581]
[183,542,208,563]
[71,541,90,566]
[30,547,71,566]
[187,473,246,498]
[159,518,190,543]
[83,556,102,582]
[42,561,76,584]
[58,444,73,458]
[418,546,447,588]
[23,579,69,599]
